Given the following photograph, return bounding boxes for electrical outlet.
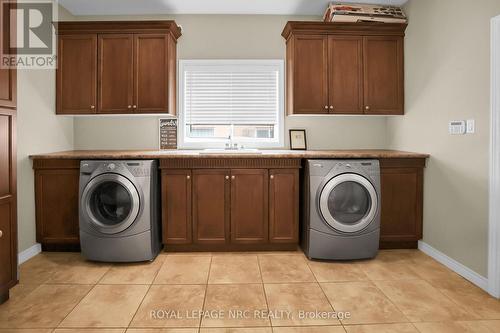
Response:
[449,120,466,135]
[466,119,475,134]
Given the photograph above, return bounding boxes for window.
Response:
[179,60,284,149]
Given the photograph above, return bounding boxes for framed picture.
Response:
[289,129,307,150]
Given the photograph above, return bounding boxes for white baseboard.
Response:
[18,243,42,265]
[418,241,489,292]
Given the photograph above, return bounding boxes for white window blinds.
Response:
[183,62,280,125]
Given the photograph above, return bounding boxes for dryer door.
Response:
[319,173,378,233]
[81,173,140,234]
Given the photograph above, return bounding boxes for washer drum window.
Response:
[81,173,140,234]
[319,173,378,233]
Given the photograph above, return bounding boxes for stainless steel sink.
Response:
[199,148,262,155]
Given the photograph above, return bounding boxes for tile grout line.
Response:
[127,253,170,330]
[369,279,413,324]
[126,283,153,329]
[256,253,273,328]
[198,254,213,329]
[53,283,96,329]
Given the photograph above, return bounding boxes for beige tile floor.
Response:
[1,249,500,332]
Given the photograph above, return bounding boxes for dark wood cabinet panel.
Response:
[380,162,424,248]
[269,169,299,243]
[292,35,329,114]
[363,36,404,115]
[159,159,301,251]
[134,34,169,113]
[56,21,181,115]
[0,114,11,197]
[161,170,192,244]
[57,35,97,114]
[0,4,16,301]
[0,68,15,109]
[0,3,16,109]
[0,202,13,290]
[35,168,80,246]
[192,169,230,244]
[230,169,268,244]
[98,34,134,113]
[328,36,363,114]
[283,22,406,115]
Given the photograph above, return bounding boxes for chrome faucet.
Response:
[225,135,239,150]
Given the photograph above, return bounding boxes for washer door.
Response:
[319,173,378,233]
[81,173,140,234]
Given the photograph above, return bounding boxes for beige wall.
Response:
[388,0,500,276]
[72,14,389,150]
[17,4,75,252]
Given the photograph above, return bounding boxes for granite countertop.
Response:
[29,149,430,160]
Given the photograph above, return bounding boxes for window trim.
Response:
[178,59,285,149]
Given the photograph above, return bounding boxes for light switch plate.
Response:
[449,120,466,135]
[466,119,475,134]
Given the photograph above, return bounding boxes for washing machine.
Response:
[79,160,161,262]
[302,159,381,260]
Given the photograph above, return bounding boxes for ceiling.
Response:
[58,0,409,16]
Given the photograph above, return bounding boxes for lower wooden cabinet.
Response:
[379,159,424,248]
[33,160,80,250]
[192,169,230,245]
[161,159,301,251]
[230,169,269,244]
[161,170,192,244]
[269,169,299,243]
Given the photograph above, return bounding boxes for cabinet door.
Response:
[98,34,134,113]
[57,35,97,114]
[134,34,169,114]
[328,36,363,114]
[380,168,423,245]
[0,5,16,109]
[292,35,329,114]
[230,169,268,244]
[35,169,80,245]
[0,111,15,297]
[363,36,404,115]
[0,201,13,292]
[269,169,299,243]
[162,170,192,244]
[192,169,230,244]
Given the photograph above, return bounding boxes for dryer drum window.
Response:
[90,181,132,225]
[81,173,141,234]
[319,173,378,233]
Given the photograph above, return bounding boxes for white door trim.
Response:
[489,15,500,298]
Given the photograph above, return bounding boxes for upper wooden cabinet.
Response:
[57,35,97,114]
[282,22,407,115]
[289,36,329,114]
[56,21,181,115]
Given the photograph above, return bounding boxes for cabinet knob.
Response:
[231,175,235,180]
[329,106,334,110]
[186,175,190,180]
[324,106,328,110]
[270,175,274,180]
[90,105,95,109]
[0,230,3,238]
[127,105,132,109]
[225,175,229,180]
[133,105,137,109]
[365,106,370,110]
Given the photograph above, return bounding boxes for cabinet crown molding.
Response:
[281,21,407,40]
[56,20,182,40]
